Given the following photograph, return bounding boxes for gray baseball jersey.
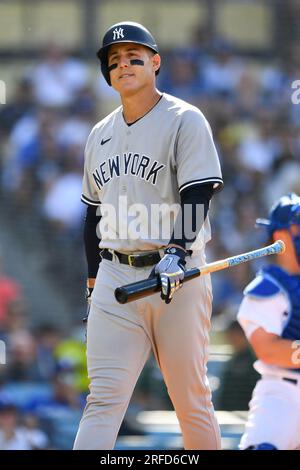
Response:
[75,92,223,450]
[81,92,223,252]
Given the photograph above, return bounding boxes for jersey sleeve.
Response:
[175,109,223,194]
[81,130,101,207]
[237,293,288,339]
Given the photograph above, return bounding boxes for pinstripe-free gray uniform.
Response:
[74,92,223,450]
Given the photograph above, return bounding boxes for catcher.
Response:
[237,193,300,450]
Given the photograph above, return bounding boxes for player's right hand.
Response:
[149,246,186,304]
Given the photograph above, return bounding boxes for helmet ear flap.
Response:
[101,64,111,86]
[100,51,111,85]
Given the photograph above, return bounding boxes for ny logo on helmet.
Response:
[113,27,124,40]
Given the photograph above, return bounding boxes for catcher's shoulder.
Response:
[244,272,281,299]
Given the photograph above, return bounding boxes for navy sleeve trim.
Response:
[179,178,224,194]
[81,194,101,206]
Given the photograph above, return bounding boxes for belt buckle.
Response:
[128,254,136,267]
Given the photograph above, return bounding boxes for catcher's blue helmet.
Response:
[97,21,159,85]
[256,193,300,236]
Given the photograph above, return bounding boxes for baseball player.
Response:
[237,193,300,450]
[73,21,223,450]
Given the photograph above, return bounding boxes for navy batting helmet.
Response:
[97,21,159,85]
[256,193,300,236]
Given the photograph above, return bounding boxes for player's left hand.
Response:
[150,246,186,304]
[83,286,93,322]
[83,279,95,323]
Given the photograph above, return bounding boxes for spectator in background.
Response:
[2,107,60,202]
[26,366,84,449]
[22,413,49,450]
[0,403,31,450]
[237,114,280,175]
[34,325,62,382]
[42,149,85,233]
[1,296,46,384]
[202,40,243,99]
[30,42,90,108]
[0,252,22,330]
[0,78,34,137]
[5,330,42,383]
[0,401,48,450]
[159,50,204,103]
[27,363,84,416]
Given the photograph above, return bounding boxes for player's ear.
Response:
[152,53,161,73]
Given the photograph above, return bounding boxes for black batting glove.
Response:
[150,246,187,304]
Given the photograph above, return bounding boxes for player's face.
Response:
[107,43,160,95]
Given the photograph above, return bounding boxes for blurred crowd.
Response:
[0,251,88,448]
[0,31,300,448]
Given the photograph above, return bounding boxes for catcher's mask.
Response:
[97,21,159,85]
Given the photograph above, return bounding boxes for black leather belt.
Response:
[283,377,298,385]
[101,249,161,268]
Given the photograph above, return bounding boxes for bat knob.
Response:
[115,287,128,304]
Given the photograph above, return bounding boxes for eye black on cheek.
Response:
[108,63,118,72]
[130,59,144,66]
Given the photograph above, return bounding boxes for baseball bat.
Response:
[114,240,285,304]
